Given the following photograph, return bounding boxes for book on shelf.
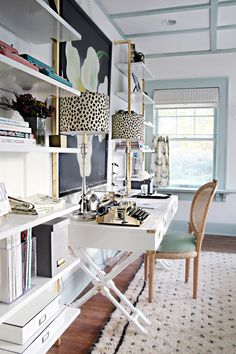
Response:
[0,117,29,128]
[0,233,23,303]
[0,136,36,145]
[0,129,31,139]
[21,228,32,292]
[0,123,31,134]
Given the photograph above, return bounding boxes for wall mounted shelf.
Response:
[117,62,154,81]
[0,204,78,240]
[0,256,80,324]
[0,145,81,154]
[0,55,80,97]
[116,91,154,105]
[0,0,81,44]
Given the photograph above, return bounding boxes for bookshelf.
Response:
[0,2,82,352]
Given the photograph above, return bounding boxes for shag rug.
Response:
[90,252,236,354]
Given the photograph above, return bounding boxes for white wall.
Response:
[146,53,236,235]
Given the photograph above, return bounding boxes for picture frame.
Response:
[58,0,112,197]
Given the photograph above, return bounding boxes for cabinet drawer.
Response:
[0,291,60,345]
[0,306,80,354]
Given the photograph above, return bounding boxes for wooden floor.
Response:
[48,235,236,354]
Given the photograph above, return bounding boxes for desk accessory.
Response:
[96,200,149,226]
[0,40,39,71]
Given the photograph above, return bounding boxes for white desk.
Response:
[69,195,178,333]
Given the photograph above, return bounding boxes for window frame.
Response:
[155,106,216,188]
[145,77,228,191]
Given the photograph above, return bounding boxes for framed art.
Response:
[58,0,112,197]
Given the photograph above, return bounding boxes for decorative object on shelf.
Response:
[20,54,72,87]
[0,40,39,71]
[60,92,110,220]
[49,134,67,148]
[112,110,144,195]
[0,93,54,146]
[0,182,11,221]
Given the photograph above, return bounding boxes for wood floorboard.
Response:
[48,235,236,354]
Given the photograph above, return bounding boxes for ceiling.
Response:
[94,0,236,58]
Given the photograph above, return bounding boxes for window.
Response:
[149,78,228,189]
[156,107,215,187]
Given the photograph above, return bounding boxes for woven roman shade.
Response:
[153,88,219,108]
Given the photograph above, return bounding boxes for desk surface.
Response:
[69,195,178,253]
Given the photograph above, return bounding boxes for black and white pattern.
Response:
[91,252,236,354]
[112,110,144,140]
[60,92,109,133]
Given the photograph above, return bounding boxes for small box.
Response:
[49,135,67,148]
[0,291,61,345]
[32,218,69,277]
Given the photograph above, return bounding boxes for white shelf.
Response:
[0,306,80,354]
[0,256,80,324]
[0,0,81,43]
[0,145,81,153]
[116,62,154,80]
[116,91,154,104]
[0,203,79,240]
[144,121,154,128]
[0,55,80,97]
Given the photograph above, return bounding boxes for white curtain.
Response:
[151,136,169,187]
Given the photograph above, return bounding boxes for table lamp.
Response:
[60,92,109,219]
[112,110,144,194]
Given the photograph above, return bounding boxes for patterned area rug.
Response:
[91,252,236,354]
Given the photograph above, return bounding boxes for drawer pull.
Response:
[42,331,49,344]
[39,314,47,326]
[57,257,65,267]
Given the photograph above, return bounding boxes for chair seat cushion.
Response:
[157,231,196,254]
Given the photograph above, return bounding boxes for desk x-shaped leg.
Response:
[70,247,150,334]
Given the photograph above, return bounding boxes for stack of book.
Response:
[115,140,141,151]
[0,117,36,145]
[0,229,33,303]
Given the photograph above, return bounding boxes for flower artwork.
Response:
[0,93,54,118]
[65,42,108,93]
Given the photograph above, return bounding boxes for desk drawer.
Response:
[0,291,61,345]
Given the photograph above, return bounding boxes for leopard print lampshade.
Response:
[60,92,110,134]
[112,110,144,140]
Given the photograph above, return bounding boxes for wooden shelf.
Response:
[0,55,80,98]
[0,204,79,240]
[116,62,154,80]
[0,145,81,153]
[116,91,154,104]
[0,256,80,324]
[0,0,81,43]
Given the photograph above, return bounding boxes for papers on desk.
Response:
[129,198,164,210]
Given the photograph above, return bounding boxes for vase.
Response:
[23,116,46,146]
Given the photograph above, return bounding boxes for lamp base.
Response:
[71,210,96,222]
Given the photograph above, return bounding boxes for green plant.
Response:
[0,93,54,118]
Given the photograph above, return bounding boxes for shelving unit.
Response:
[0,55,80,97]
[116,91,154,105]
[0,0,81,44]
[117,62,154,81]
[0,204,79,241]
[0,2,82,351]
[0,145,81,153]
[0,255,80,324]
